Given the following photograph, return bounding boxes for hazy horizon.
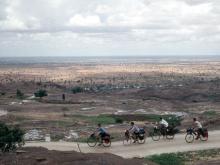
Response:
[1,55,220,65]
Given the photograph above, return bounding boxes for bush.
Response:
[146,153,184,165]
[16,89,24,99]
[115,117,124,124]
[0,122,24,152]
[71,86,84,94]
[34,89,48,98]
[1,92,6,96]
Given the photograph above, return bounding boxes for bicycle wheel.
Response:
[200,135,208,141]
[166,133,175,140]
[87,136,97,147]
[151,131,161,141]
[103,138,111,147]
[185,134,194,143]
[123,137,132,145]
[200,131,208,141]
[138,134,146,144]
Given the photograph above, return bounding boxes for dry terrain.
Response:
[0,57,220,164]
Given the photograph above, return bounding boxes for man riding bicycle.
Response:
[95,123,110,145]
[159,117,169,136]
[193,118,203,140]
[128,122,140,143]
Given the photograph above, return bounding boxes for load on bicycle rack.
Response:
[87,133,111,147]
[150,125,179,141]
[123,128,146,145]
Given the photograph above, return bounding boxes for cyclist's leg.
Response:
[195,128,200,140]
[132,132,138,143]
[161,125,165,136]
[198,128,203,137]
[98,133,104,145]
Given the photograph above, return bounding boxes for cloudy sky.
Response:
[0,0,220,57]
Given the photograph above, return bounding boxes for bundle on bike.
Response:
[87,132,111,147]
[150,125,178,141]
[123,128,146,145]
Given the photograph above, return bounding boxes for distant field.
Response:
[0,57,220,141]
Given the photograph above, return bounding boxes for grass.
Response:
[75,115,121,125]
[146,153,184,165]
[203,110,217,117]
[72,114,124,125]
[145,149,220,165]
[90,115,116,124]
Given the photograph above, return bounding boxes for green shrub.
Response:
[71,86,84,94]
[1,92,6,96]
[115,117,124,124]
[146,153,184,165]
[91,115,116,125]
[16,89,24,99]
[74,115,120,125]
[0,122,25,152]
[34,89,48,98]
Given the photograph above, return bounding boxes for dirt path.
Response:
[25,130,220,158]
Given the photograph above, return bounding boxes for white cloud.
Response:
[0,0,220,56]
[95,5,112,14]
[68,14,102,27]
[0,16,27,30]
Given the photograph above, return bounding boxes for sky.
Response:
[0,0,220,57]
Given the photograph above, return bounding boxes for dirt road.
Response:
[26,130,220,158]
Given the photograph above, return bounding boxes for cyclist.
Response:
[159,117,169,136]
[193,118,203,140]
[96,123,110,145]
[128,122,140,143]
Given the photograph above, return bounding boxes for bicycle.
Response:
[87,133,111,147]
[185,127,208,143]
[150,126,177,141]
[123,129,146,145]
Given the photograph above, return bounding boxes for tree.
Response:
[34,89,48,98]
[0,122,24,152]
[71,86,83,94]
[16,89,24,99]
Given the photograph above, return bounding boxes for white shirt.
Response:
[194,121,202,128]
[159,119,169,128]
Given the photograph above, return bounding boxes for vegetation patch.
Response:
[34,89,48,98]
[16,89,24,99]
[72,114,124,125]
[1,92,6,96]
[203,110,217,117]
[71,86,84,94]
[145,149,220,165]
[146,153,184,165]
[0,122,24,152]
